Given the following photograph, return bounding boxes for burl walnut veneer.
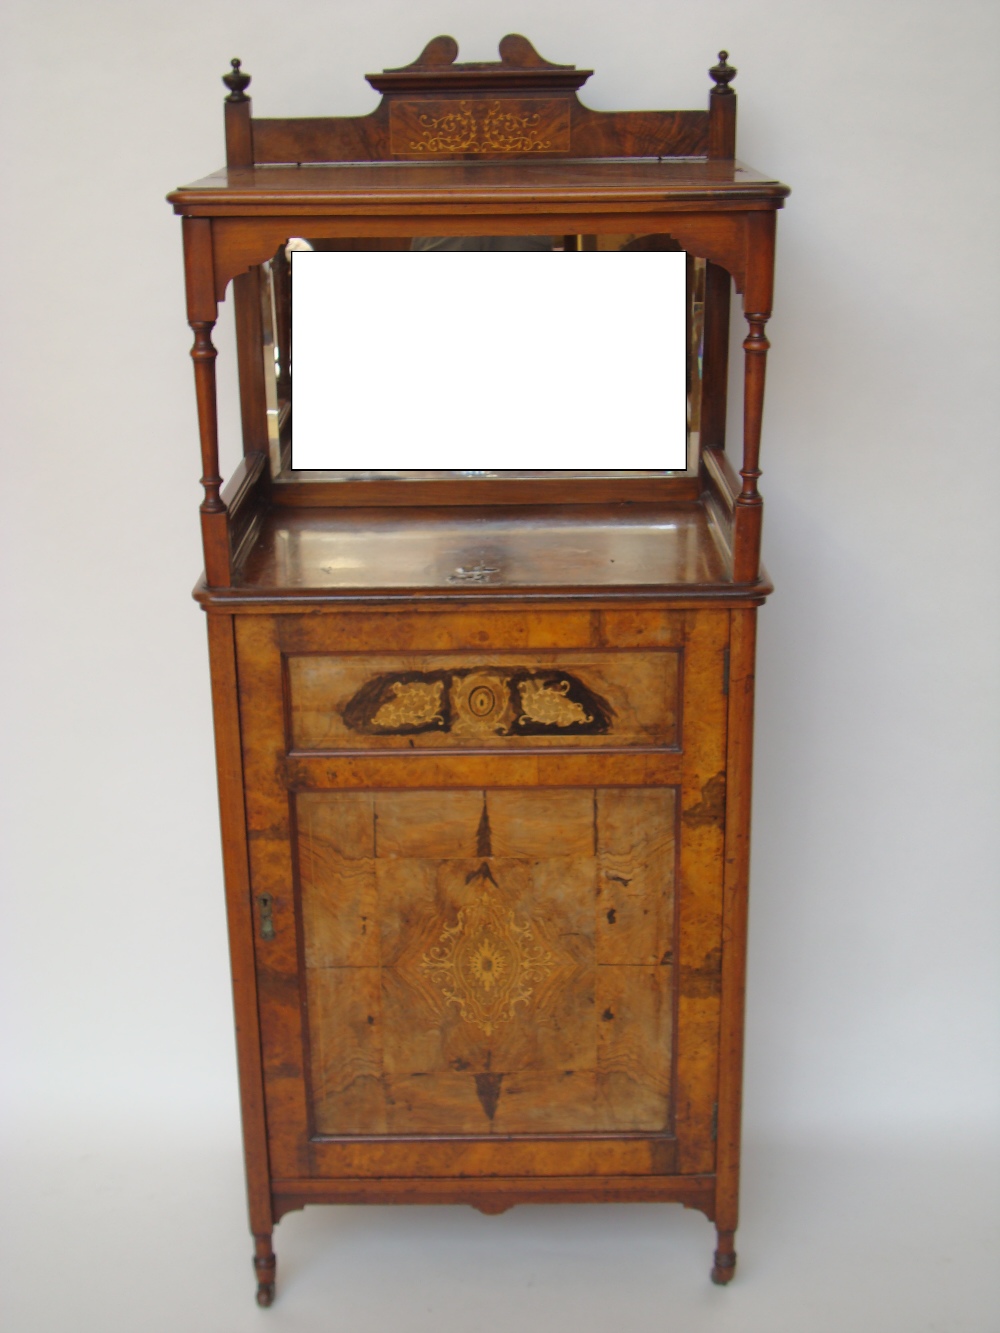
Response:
[168,35,789,1305]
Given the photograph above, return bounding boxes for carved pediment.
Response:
[368,34,592,95]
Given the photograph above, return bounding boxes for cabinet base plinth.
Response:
[272,1173,716,1221]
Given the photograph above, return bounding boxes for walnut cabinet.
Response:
[169,35,789,1304]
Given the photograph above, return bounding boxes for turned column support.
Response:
[190,319,224,514]
[731,203,776,583]
[183,215,231,587]
[731,311,770,582]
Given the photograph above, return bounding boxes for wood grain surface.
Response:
[288,649,679,750]
[233,606,726,1182]
[237,504,731,590]
[180,36,781,1293]
[299,785,675,1136]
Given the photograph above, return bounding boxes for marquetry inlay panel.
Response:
[287,650,680,750]
[389,98,572,155]
[299,786,676,1137]
[418,860,555,1036]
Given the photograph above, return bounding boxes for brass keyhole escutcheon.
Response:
[468,685,497,717]
[257,893,275,941]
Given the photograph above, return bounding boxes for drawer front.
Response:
[288,649,680,751]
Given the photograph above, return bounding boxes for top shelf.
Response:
[170,158,789,216]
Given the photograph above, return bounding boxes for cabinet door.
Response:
[236,607,728,1185]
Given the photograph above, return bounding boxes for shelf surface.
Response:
[170,157,789,215]
[232,501,734,595]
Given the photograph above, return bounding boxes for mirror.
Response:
[258,237,706,481]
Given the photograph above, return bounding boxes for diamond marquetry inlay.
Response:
[419,863,554,1035]
[299,785,676,1136]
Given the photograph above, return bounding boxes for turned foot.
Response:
[711,1228,737,1285]
[254,1233,276,1306]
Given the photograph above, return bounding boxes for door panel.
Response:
[298,786,675,1138]
[235,607,727,1182]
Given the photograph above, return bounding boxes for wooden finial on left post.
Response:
[223,58,254,166]
[223,57,251,101]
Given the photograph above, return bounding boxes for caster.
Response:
[711,1229,737,1284]
[253,1233,276,1307]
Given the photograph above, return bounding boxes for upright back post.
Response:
[700,54,737,481]
[224,60,270,460]
[223,58,254,166]
[707,50,736,159]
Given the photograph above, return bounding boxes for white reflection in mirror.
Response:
[290,250,687,472]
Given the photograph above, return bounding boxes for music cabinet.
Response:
[168,35,789,1305]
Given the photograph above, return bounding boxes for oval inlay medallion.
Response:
[468,685,497,717]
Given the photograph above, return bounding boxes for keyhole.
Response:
[257,894,275,941]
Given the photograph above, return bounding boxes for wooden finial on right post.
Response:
[708,49,737,158]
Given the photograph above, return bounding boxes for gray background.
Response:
[1,1,997,1329]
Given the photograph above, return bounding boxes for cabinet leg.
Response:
[711,1228,737,1285]
[253,1233,276,1306]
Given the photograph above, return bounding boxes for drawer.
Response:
[287,649,680,751]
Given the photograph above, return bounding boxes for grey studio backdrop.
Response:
[1,3,997,1331]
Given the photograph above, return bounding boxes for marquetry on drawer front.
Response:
[287,649,680,751]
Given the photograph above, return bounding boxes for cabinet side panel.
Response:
[715,607,757,1232]
[235,615,313,1178]
[206,612,273,1234]
[674,610,730,1172]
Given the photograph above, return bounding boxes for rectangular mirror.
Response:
[286,245,692,475]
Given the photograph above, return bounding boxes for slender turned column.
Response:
[190,320,223,514]
[731,203,776,583]
[731,312,770,581]
[188,315,231,585]
[183,216,231,586]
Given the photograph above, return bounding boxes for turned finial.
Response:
[223,57,251,102]
[709,50,736,94]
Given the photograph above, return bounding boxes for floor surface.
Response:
[1,1124,995,1332]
